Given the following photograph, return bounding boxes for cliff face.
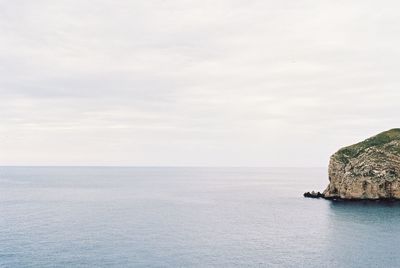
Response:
[323,129,400,199]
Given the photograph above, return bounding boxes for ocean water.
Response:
[1,167,400,268]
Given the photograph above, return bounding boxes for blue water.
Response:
[1,167,400,267]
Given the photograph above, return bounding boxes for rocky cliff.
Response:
[323,129,400,199]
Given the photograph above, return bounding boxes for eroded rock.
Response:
[304,191,324,198]
[323,129,400,200]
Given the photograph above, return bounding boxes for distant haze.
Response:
[1,1,399,166]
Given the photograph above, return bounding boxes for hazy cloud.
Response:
[1,0,399,166]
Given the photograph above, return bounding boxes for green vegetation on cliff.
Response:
[335,128,400,164]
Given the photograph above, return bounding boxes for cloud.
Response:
[0,0,399,166]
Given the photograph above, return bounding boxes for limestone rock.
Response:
[323,129,400,199]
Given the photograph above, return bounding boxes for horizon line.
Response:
[0,165,326,168]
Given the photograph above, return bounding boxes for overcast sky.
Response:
[0,0,399,166]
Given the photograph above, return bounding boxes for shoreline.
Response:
[303,191,400,202]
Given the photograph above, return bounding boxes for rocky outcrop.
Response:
[322,129,400,200]
[303,191,324,198]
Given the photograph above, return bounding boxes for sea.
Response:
[1,167,400,267]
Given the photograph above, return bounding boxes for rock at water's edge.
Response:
[322,129,400,200]
[303,191,324,198]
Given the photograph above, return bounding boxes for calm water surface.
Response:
[1,167,399,267]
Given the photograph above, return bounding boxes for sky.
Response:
[0,0,399,166]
